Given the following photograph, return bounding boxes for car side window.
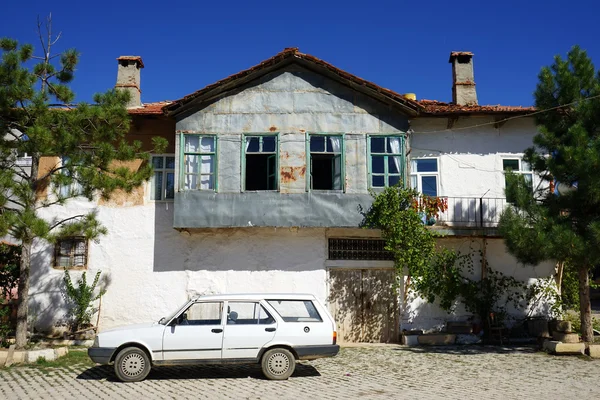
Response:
[179,302,223,325]
[266,300,323,322]
[227,302,275,325]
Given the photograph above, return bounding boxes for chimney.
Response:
[449,51,477,105]
[116,56,144,108]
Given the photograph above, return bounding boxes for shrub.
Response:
[63,269,106,332]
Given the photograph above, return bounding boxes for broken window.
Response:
[244,135,278,191]
[54,237,88,269]
[150,155,175,200]
[369,136,404,187]
[182,135,216,191]
[309,135,343,190]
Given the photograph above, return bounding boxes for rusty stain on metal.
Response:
[280,166,306,183]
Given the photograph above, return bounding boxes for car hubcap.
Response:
[121,353,145,377]
[267,352,290,376]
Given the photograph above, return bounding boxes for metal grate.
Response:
[328,238,394,260]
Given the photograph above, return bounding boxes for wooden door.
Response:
[328,269,398,343]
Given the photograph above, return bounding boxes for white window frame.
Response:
[150,154,175,201]
[502,157,533,199]
[410,158,439,197]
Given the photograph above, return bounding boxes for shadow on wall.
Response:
[152,205,326,273]
[328,269,399,343]
[28,244,112,334]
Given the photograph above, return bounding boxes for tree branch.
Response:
[49,214,86,231]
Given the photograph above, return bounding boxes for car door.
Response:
[221,301,277,360]
[162,301,224,361]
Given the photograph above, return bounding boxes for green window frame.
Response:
[242,134,279,191]
[306,133,345,191]
[367,135,405,188]
[179,133,217,191]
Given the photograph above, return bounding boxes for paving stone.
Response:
[588,344,600,358]
[544,340,585,354]
[551,332,580,343]
[418,334,456,345]
[1,345,600,399]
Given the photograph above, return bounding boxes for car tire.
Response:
[114,347,151,382]
[261,348,296,380]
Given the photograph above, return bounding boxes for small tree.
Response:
[63,269,105,332]
[0,16,166,348]
[499,45,600,342]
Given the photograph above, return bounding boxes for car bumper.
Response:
[294,345,340,360]
[88,347,116,364]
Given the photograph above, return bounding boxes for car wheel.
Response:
[114,347,151,382]
[261,348,296,380]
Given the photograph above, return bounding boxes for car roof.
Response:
[192,293,317,302]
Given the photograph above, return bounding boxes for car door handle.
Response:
[211,329,223,333]
[265,328,276,332]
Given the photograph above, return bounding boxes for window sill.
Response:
[242,190,280,193]
[308,190,345,194]
[52,266,87,271]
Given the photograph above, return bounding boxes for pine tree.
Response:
[0,16,166,348]
[499,45,600,342]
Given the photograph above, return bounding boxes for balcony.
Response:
[423,197,509,235]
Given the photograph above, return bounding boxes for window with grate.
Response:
[54,237,88,269]
[328,238,394,260]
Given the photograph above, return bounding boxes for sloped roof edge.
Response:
[162,47,423,116]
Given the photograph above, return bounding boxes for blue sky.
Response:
[3,0,599,107]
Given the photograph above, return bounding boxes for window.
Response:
[226,302,275,325]
[150,155,175,201]
[244,135,278,191]
[503,158,532,202]
[58,156,82,197]
[410,158,439,197]
[328,238,394,260]
[308,134,343,190]
[369,136,404,187]
[181,135,216,191]
[54,237,87,269]
[266,300,323,323]
[180,302,223,325]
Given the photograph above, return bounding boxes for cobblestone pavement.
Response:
[1,345,600,400]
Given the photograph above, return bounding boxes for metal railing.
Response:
[432,197,509,228]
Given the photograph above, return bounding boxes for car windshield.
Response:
[159,300,191,325]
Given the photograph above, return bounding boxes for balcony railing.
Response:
[429,197,509,228]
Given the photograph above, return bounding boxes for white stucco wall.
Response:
[30,192,329,332]
[399,237,556,332]
[410,117,543,199]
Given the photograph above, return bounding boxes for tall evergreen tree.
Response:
[0,16,166,348]
[499,45,600,342]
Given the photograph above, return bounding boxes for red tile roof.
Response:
[418,99,536,115]
[127,101,173,115]
[163,47,422,115]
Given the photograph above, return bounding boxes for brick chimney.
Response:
[449,51,477,106]
[116,56,144,108]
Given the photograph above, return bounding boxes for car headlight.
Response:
[93,336,99,347]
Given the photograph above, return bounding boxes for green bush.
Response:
[63,269,106,332]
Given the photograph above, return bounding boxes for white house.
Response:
[28,49,555,342]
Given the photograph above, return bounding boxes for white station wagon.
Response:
[88,293,339,381]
